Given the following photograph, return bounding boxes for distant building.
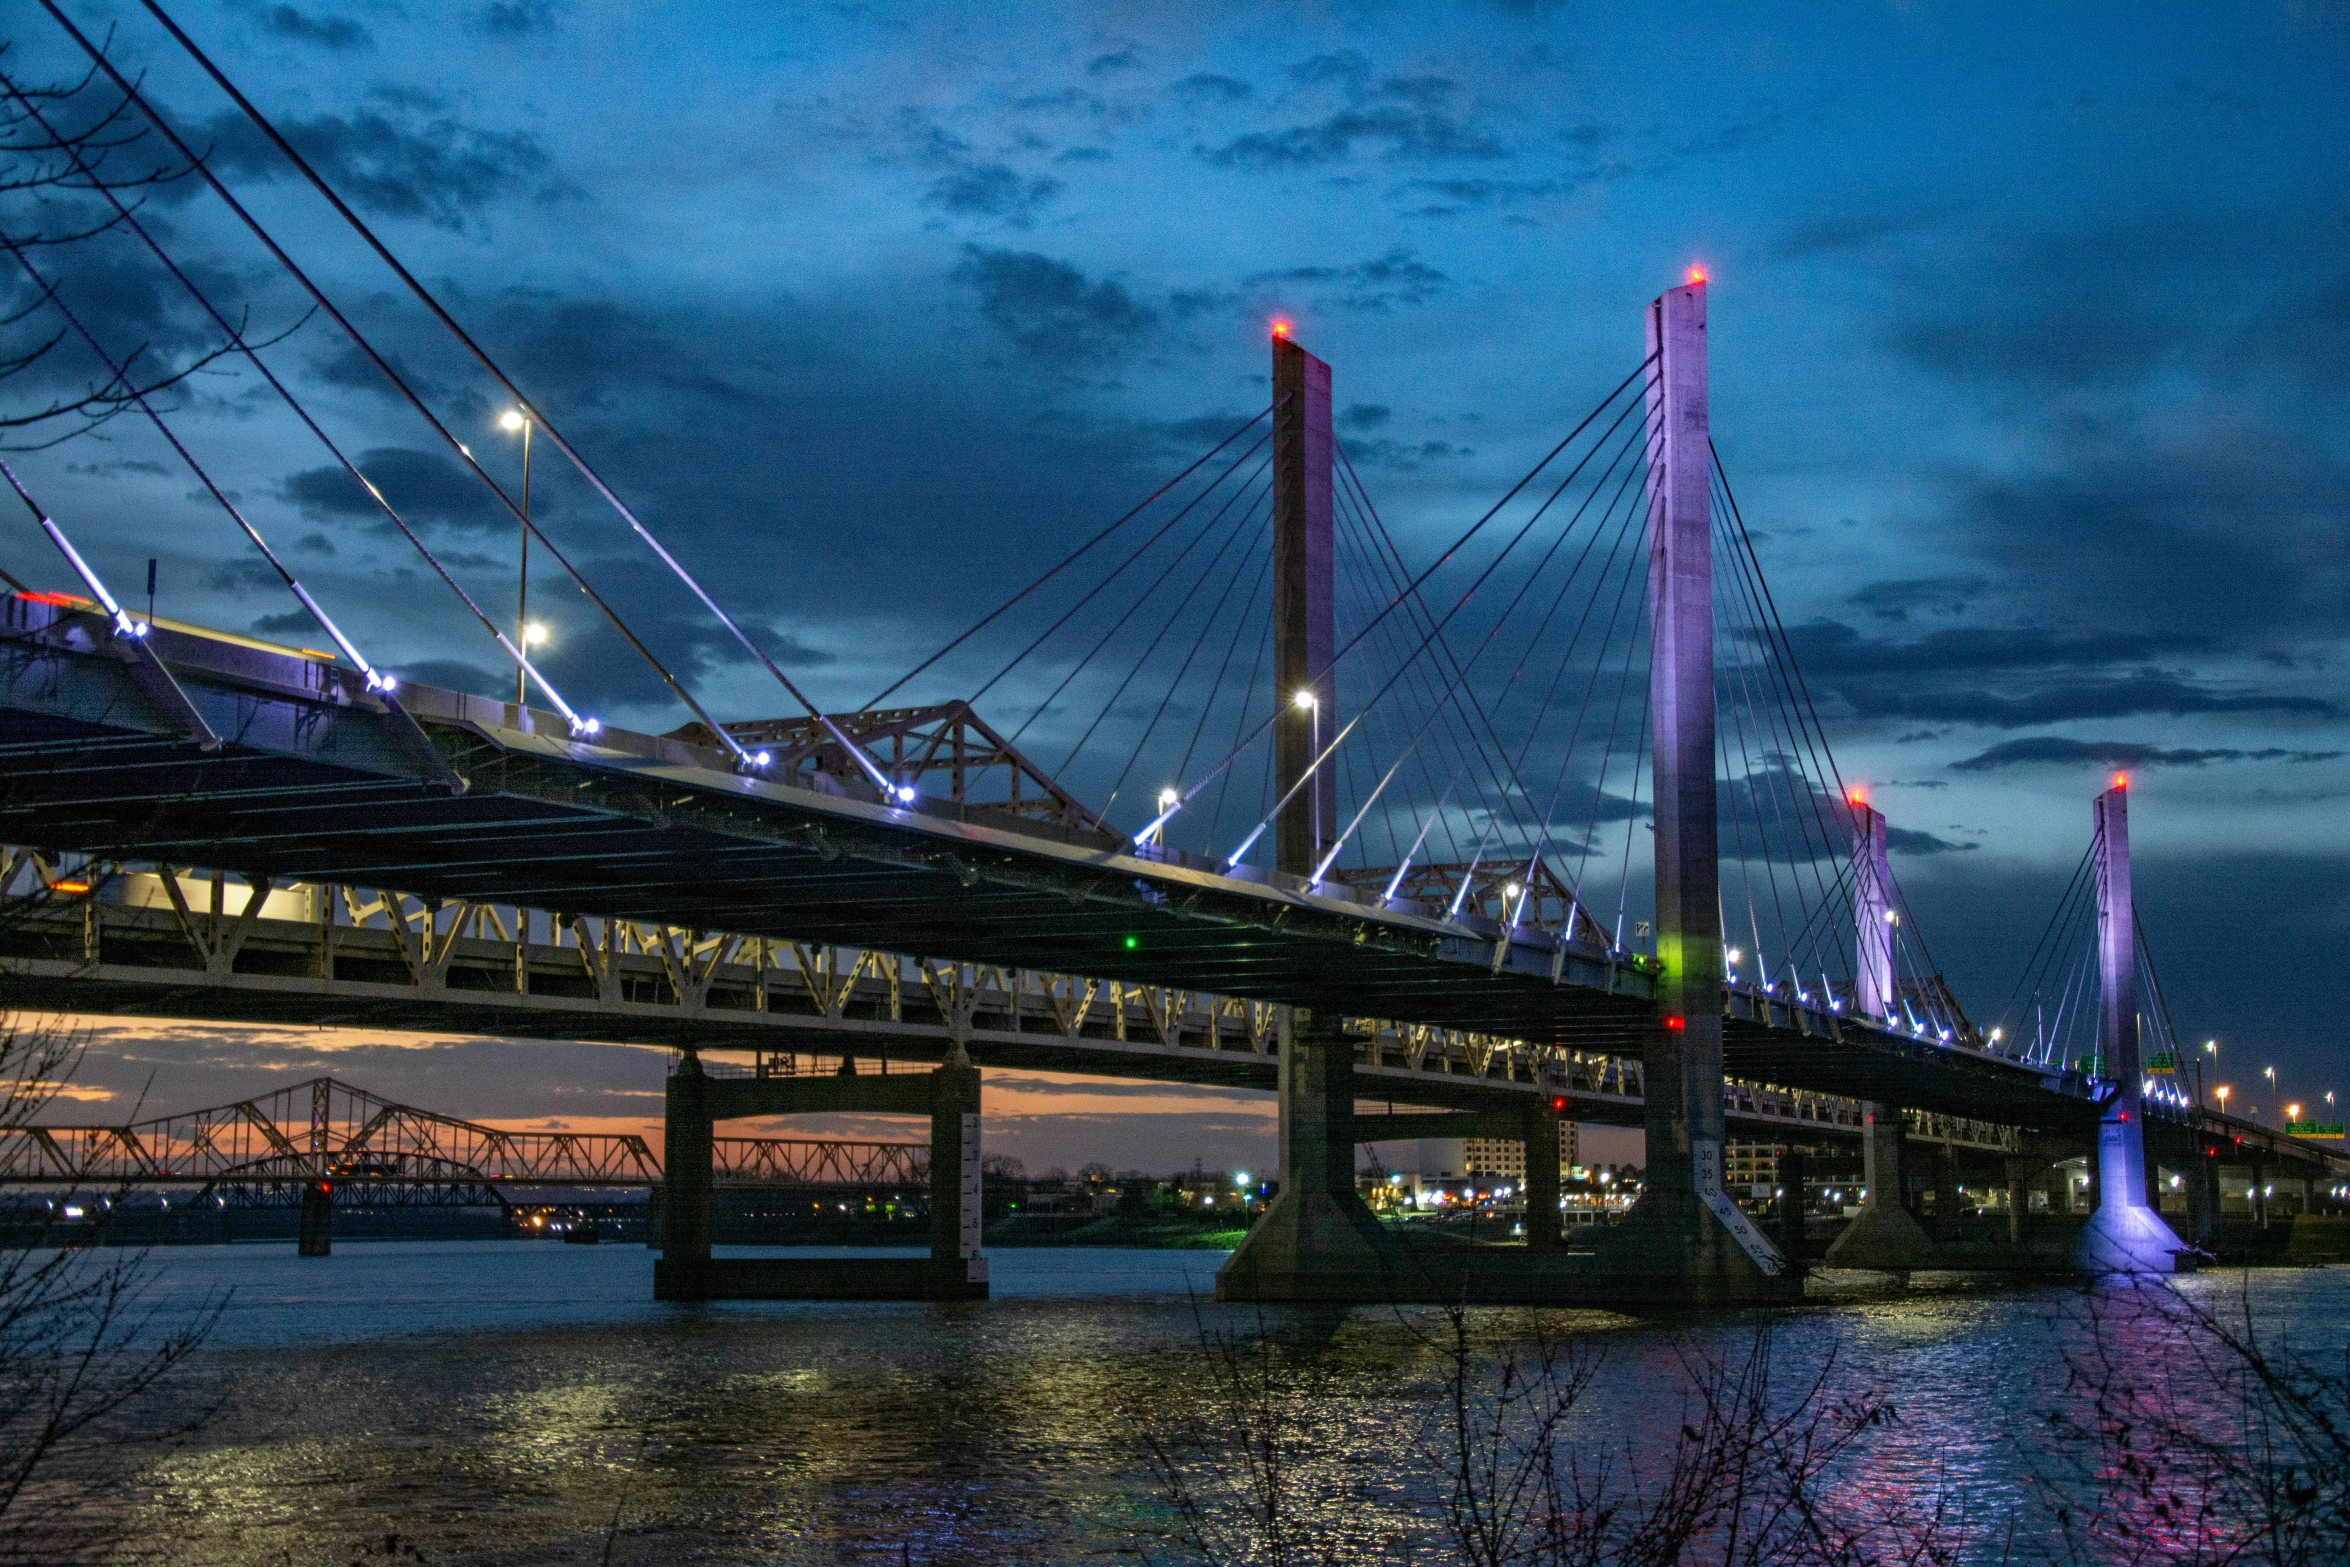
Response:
[1370,1125,1582,1199]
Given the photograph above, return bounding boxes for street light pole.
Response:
[502,409,533,705]
[1293,689,1321,873]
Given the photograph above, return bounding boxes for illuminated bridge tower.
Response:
[2075,778,2187,1272]
[1218,329,1418,1303]
[1596,276,1791,1302]
[1822,796,1938,1271]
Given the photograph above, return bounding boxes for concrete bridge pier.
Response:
[297,1178,332,1257]
[1820,803,1936,1273]
[654,1048,986,1302]
[1216,1007,1415,1302]
[1822,1105,1937,1272]
[2074,781,2189,1274]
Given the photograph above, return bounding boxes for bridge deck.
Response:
[0,599,2086,1130]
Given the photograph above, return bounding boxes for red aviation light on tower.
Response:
[1270,318,1292,339]
[2113,772,2129,790]
[1847,786,1868,807]
[1686,263,1708,285]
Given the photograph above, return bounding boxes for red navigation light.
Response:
[1270,319,1292,338]
[1687,264,1708,285]
[318,1181,332,1194]
[2113,772,2128,790]
[1847,787,1867,807]
[1549,1096,1569,1113]
[1663,1015,1687,1032]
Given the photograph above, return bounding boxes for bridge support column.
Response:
[1272,331,1335,881]
[2005,1158,2033,1245]
[297,1179,332,1257]
[1823,1107,1938,1271]
[659,1051,714,1268]
[1777,1146,1808,1271]
[927,1052,987,1294]
[2185,1142,2221,1249]
[2075,781,2187,1274]
[1216,1006,1413,1301]
[654,1055,986,1302]
[1522,1100,1561,1250]
[1591,275,1789,1305]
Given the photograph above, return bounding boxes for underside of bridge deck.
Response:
[0,597,2093,1139]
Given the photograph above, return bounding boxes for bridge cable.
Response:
[112,0,924,784]
[1209,377,1656,864]
[1072,472,1275,818]
[867,403,1278,710]
[978,430,1271,719]
[1125,358,1654,847]
[1321,392,1658,890]
[37,4,746,756]
[0,74,581,737]
[2,248,489,778]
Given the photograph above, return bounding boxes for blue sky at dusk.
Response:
[6,2,2344,1165]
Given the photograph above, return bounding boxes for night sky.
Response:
[6,3,2344,1169]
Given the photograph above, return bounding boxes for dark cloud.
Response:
[471,0,562,36]
[1781,621,2339,728]
[1011,88,1103,115]
[249,609,318,638]
[1200,104,1508,168]
[193,89,558,232]
[1243,248,1450,312]
[1848,575,1990,623]
[954,246,1157,356]
[1404,175,1598,212]
[1196,57,1508,172]
[1885,825,1976,855]
[1772,206,1945,262]
[231,2,374,51]
[1950,737,2343,773]
[281,446,505,533]
[1288,52,1374,91]
[924,164,1061,225]
[1085,49,1142,76]
[1054,146,1111,164]
[1341,403,1392,431]
[1343,437,1473,470]
[394,657,508,698]
[1172,73,1253,105]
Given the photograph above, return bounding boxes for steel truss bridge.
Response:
[0,843,2023,1155]
[0,1074,927,1206]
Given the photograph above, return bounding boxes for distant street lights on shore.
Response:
[500,408,534,704]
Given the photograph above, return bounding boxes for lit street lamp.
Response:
[500,408,534,704]
[1293,688,1320,860]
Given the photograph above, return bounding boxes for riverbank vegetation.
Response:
[1145,1278,2350,1566]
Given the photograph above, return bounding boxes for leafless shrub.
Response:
[0,1012,219,1562]
[2030,1277,2350,1567]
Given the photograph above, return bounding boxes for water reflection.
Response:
[87,1245,2350,1564]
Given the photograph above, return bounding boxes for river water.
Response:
[70,1242,2350,1565]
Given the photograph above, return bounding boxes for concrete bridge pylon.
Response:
[2074,778,2190,1273]
[1823,800,1939,1271]
[1590,277,1791,1304]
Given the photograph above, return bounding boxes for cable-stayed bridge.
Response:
[0,3,2336,1303]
